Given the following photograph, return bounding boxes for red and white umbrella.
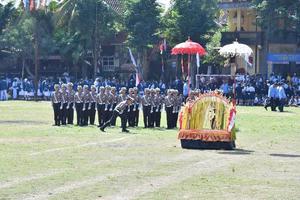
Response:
[171,38,206,94]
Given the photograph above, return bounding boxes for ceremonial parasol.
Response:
[219,41,253,57]
[171,37,206,94]
[219,41,253,105]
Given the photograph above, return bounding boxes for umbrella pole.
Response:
[188,54,191,95]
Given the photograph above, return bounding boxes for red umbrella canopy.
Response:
[171,38,206,55]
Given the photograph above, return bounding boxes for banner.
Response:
[128,48,140,86]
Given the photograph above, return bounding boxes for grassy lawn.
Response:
[0,101,300,200]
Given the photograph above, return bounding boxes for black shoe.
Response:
[100,127,105,132]
[264,106,267,111]
[122,129,129,133]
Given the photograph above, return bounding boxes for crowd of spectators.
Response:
[1,72,300,107]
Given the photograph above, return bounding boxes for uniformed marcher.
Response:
[97,86,106,127]
[117,87,128,126]
[133,87,140,127]
[89,85,97,125]
[173,90,182,128]
[148,89,156,128]
[141,88,151,128]
[154,88,163,127]
[100,97,133,133]
[52,84,62,126]
[128,88,135,127]
[104,86,113,123]
[66,82,75,124]
[60,84,68,125]
[110,87,118,126]
[75,85,84,126]
[165,89,174,129]
[82,85,91,126]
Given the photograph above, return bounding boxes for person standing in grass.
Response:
[66,82,75,125]
[100,97,133,133]
[51,84,62,126]
[75,86,84,126]
[277,82,287,112]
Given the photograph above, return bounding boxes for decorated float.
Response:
[178,91,236,150]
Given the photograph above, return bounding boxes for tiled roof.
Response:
[103,0,123,14]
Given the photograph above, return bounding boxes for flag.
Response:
[159,38,167,55]
[244,54,253,68]
[128,48,140,86]
[196,53,200,68]
[23,0,30,9]
[29,0,35,11]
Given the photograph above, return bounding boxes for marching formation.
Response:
[51,84,183,132]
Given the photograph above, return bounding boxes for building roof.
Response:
[103,0,123,14]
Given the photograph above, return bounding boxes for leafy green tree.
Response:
[125,0,162,79]
[253,0,300,33]
[56,0,117,78]
[202,30,224,73]
[163,0,219,47]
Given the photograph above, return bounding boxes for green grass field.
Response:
[0,101,300,200]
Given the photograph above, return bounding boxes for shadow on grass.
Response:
[270,153,300,158]
[218,148,255,155]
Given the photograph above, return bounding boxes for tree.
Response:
[56,0,117,78]
[253,0,300,33]
[125,0,162,79]
[163,0,219,47]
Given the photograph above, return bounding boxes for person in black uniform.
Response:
[89,85,97,125]
[66,82,75,124]
[97,86,106,127]
[51,84,62,126]
[75,85,84,126]
[104,86,113,123]
[100,97,133,133]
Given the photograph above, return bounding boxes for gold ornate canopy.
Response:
[178,92,236,142]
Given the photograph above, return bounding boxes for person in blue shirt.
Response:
[277,82,287,112]
[265,82,278,111]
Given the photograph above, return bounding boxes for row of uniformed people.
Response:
[51,83,183,129]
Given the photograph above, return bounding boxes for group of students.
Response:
[51,83,183,132]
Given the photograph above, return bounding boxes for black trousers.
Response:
[278,99,285,112]
[111,103,117,126]
[75,103,84,126]
[66,103,74,124]
[61,103,67,125]
[104,105,111,125]
[128,105,135,127]
[154,106,161,127]
[82,103,89,126]
[89,102,96,125]
[166,106,173,129]
[270,97,277,111]
[172,111,179,128]
[101,110,127,131]
[149,107,156,128]
[53,103,61,126]
[143,106,150,128]
[97,104,105,126]
[134,104,139,127]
